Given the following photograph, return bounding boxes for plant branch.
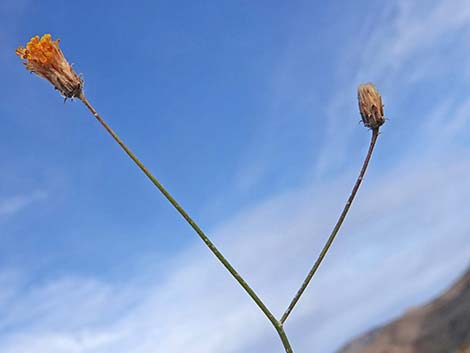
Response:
[78,93,293,352]
[280,128,380,324]
[276,325,294,353]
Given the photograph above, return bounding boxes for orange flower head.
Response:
[16,34,83,98]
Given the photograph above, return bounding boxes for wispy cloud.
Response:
[0,160,468,351]
[357,0,470,79]
[0,136,469,353]
[0,191,47,219]
[315,0,470,177]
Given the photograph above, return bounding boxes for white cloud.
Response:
[315,0,470,177]
[422,96,470,146]
[353,0,470,82]
[0,139,469,353]
[0,191,47,219]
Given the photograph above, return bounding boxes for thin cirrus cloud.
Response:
[1,78,469,353]
[314,0,470,178]
[0,191,47,220]
[0,142,468,353]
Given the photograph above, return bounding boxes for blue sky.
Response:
[1,0,469,352]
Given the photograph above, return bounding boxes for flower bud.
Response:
[357,83,385,129]
[16,34,83,99]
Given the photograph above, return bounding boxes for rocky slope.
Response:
[338,268,470,353]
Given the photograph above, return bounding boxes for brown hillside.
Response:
[338,268,470,353]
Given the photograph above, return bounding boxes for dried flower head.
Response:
[357,83,385,130]
[16,34,83,99]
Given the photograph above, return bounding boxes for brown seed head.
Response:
[16,34,83,99]
[357,83,385,130]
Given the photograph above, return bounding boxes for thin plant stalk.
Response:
[16,34,386,353]
[78,92,294,353]
[280,128,380,324]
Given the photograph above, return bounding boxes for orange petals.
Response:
[16,34,83,98]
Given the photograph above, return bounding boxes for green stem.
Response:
[276,325,294,353]
[280,128,380,324]
[78,93,293,353]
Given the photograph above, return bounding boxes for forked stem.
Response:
[78,93,293,353]
[277,325,294,353]
[281,128,380,324]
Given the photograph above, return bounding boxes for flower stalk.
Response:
[281,128,380,324]
[280,83,385,324]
